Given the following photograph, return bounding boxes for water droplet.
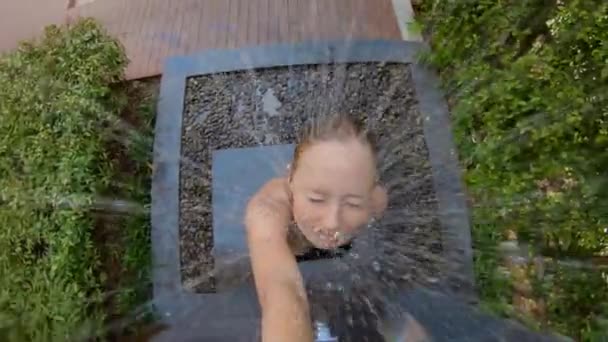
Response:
[314,321,338,341]
[372,261,381,272]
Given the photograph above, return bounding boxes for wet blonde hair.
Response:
[290,114,378,177]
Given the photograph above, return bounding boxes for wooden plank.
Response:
[130,0,150,78]
[43,0,404,79]
[148,0,171,78]
[324,0,338,40]
[287,0,300,43]
[118,0,140,79]
[226,0,236,49]
[247,0,259,47]
[190,0,203,54]
[298,0,310,41]
[267,0,279,43]
[258,0,269,45]
[374,0,402,39]
[154,0,175,78]
[180,0,195,54]
[277,0,288,42]
[235,0,245,48]
[141,0,158,78]
[0,0,66,52]
[197,0,212,50]
[309,0,319,41]
[359,0,375,39]
[171,0,187,56]
[216,0,230,49]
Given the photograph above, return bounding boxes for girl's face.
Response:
[289,139,377,249]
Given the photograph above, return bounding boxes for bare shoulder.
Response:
[250,177,291,209]
[258,177,290,200]
[245,177,291,236]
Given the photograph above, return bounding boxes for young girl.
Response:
[244,115,388,342]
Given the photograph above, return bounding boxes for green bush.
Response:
[419,0,608,339]
[0,18,128,340]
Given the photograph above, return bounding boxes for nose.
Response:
[322,203,341,232]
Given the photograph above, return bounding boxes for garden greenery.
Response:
[419,0,608,339]
[0,18,145,340]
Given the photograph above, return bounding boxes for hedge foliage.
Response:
[0,19,128,340]
[419,0,608,340]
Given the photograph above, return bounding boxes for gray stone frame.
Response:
[151,40,474,325]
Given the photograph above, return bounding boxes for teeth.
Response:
[315,230,342,243]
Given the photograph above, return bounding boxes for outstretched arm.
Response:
[245,179,314,342]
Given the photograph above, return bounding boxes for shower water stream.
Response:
[112,41,574,341]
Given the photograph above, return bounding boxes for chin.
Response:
[309,239,332,249]
[313,239,342,250]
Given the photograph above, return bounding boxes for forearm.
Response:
[261,286,313,342]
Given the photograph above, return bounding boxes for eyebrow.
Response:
[312,190,364,200]
[308,189,365,199]
[332,192,365,200]
[309,189,329,196]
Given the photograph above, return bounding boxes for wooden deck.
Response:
[2,0,411,80]
[0,0,66,53]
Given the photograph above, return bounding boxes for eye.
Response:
[346,202,362,208]
[308,197,325,204]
